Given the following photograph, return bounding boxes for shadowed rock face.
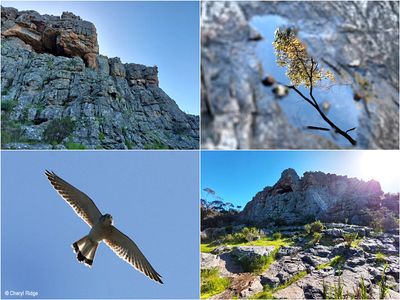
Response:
[1,7,199,149]
[201,1,399,149]
[240,169,388,225]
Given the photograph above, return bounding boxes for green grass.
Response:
[201,243,217,253]
[253,271,308,299]
[144,140,169,150]
[376,252,387,264]
[316,255,346,270]
[201,268,230,299]
[351,237,363,248]
[65,142,86,150]
[235,247,279,273]
[1,99,17,111]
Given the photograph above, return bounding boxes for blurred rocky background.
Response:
[201,1,399,149]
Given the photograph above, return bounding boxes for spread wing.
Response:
[45,170,102,227]
[105,226,163,284]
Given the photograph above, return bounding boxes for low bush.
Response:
[343,232,358,248]
[375,252,387,264]
[65,142,86,150]
[43,117,75,144]
[305,220,324,234]
[272,232,282,240]
[201,268,230,299]
[235,247,278,273]
[312,232,322,244]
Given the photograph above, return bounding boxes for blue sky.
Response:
[201,151,400,208]
[4,1,199,115]
[2,151,199,299]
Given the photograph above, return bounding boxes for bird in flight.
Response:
[45,170,163,284]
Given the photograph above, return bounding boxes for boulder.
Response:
[232,246,275,260]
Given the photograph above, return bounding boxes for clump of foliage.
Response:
[273,28,334,87]
[43,117,75,144]
[323,277,344,300]
[223,227,264,244]
[354,277,370,299]
[65,142,86,150]
[305,220,324,234]
[375,252,387,264]
[273,27,356,146]
[1,119,24,146]
[343,232,358,248]
[201,268,230,299]
[378,264,389,299]
[272,232,282,240]
[235,247,279,273]
[317,255,346,270]
[1,99,17,112]
[312,232,322,244]
[98,132,105,141]
[144,140,169,150]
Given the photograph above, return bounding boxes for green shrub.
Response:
[273,232,282,240]
[235,247,278,273]
[242,227,262,242]
[222,227,263,244]
[376,252,387,264]
[378,264,389,299]
[144,140,169,150]
[343,232,358,248]
[323,277,344,300]
[43,117,75,144]
[1,119,23,145]
[1,99,17,112]
[201,268,230,299]
[98,132,105,141]
[312,232,322,244]
[65,142,86,150]
[354,277,369,300]
[305,220,324,234]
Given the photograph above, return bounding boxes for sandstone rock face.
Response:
[1,7,199,149]
[240,169,392,226]
[201,1,399,149]
[2,7,99,68]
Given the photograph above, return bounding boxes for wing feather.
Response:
[105,226,163,284]
[45,170,102,227]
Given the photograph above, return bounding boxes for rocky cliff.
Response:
[240,168,398,227]
[1,7,199,149]
[201,1,399,149]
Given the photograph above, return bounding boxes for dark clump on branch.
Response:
[262,76,275,86]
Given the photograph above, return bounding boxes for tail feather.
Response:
[72,236,98,267]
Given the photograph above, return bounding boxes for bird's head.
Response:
[101,214,113,225]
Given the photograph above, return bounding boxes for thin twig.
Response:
[307,126,330,131]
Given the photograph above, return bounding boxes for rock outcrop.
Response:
[240,168,398,226]
[1,7,199,149]
[201,1,399,149]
